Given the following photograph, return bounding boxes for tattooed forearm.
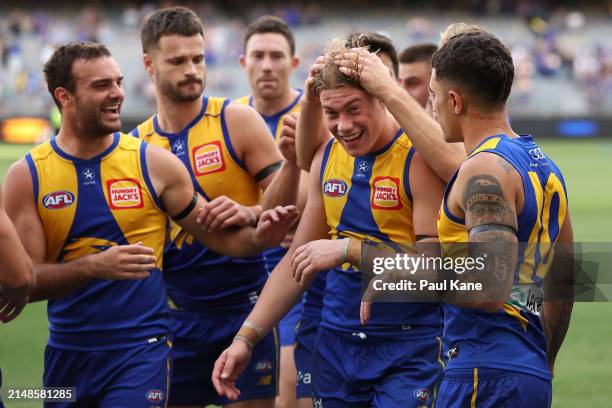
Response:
[542,301,574,369]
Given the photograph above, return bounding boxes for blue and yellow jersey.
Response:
[437,134,568,379]
[235,90,311,303]
[25,133,169,350]
[319,130,442,339]
[132,96,266,312]
[234,89,302,145]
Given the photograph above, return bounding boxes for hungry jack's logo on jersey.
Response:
[192,141,226,175]
[323,179,348,197]
[107,178,144,209]
[42,191,75,210]
[371,177,402,210]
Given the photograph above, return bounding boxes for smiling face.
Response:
[68,56,125,137]
[241,32,298,100]
[146,34,206,103]
[319,86,388,157]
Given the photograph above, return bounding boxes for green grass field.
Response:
[0,139,611,407]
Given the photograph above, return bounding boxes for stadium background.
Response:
[0,0,611,406]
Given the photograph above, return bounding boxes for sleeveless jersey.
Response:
[234,89,302,145]
[234,90,326,318]
[320,130,442,339]
[26,133,169,350]
[437,134,568,380]
[132,96,266,311]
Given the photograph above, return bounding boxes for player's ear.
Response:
[291,55,300,70]
[143,53,154,77]
[54,87,72,109]
[239,54,246,69]
[448,89,463,115]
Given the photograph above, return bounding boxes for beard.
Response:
[74,95,121,138]
[159,75,205,103]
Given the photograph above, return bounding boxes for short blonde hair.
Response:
[439,23,483,47]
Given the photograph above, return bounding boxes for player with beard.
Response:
[235,16,306,407]
[132,7,300,408]
[3,41,297,407]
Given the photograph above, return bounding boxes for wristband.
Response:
[243,320,264,337]
[342,238,351,264]
[236,323,263,347]
[233,334,254,349]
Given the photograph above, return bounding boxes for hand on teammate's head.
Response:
[333,48,395,99]
[304,56,325,103]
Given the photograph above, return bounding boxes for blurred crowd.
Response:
[1,0,611,119]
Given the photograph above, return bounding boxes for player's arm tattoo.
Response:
[464,174,517,233]
[541,244,575,370]
[461,174,518,299]
[496,157,515,175]
[542,301,573,369]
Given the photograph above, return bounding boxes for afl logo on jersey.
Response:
[323,179,347,197]
[193,141,226,176]
[371,177,402,210]
[254,359,274,373]
[146,389,164,403]
[107,178,144,210]
[413,388,431,403]
[42,191,75,210]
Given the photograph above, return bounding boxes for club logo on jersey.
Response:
[371,177,402,210]
[81,168,96,185]
[254,359,274,373]
[172,139,185,156]
[58,237,119,263]
[107,179,144,209]
[42,191,75,210]
[414,388,431,403]
[323,179,347,197]
[146,389,164,403]
[358,160,369,175]
[192,141,226,175]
